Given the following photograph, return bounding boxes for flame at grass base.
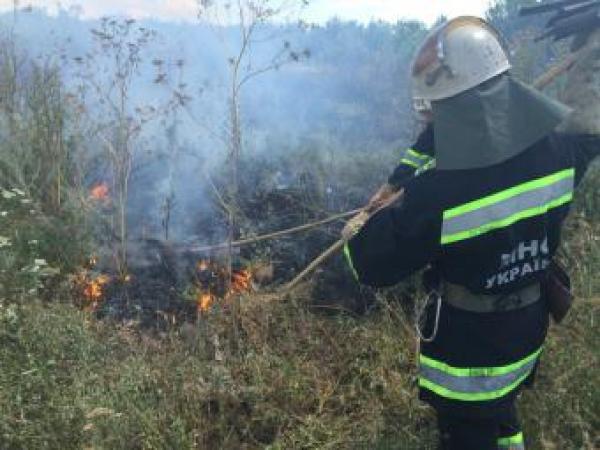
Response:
[83,274,111,300]
[195,263,254,313]
[90,183,109,201]
[73,267,112,312]
[197,293,216,312]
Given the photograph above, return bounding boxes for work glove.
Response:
[365,183,398,213]
[341,210,370,241]
[561,29,600,134]
[342,186,405,240]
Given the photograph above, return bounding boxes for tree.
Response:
[160,59,187,242]
[72,18,184,275]
[0,32,72,215]
[196,0,310,283]
[194,0,309,349]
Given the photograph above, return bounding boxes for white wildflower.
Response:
[20,199,32,205]
[0,211,7,217]
[34,259,47,266]
[11,188,25,196]
[1,190,16,199]
[5,304,18,324]
[28,240,38,245]
[0,236,11,248]
[40,266,60,277]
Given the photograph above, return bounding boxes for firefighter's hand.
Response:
[366,183,398,213]
[341,211,370,241]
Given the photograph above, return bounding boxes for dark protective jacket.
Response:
[345,132,599,416]
[388,124,435,188]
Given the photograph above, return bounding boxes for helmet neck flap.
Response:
[431,73,571,170]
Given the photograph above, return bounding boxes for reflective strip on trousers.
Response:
[418,348,542,402]
[498,431,525,449]
[441,169,574,245]
[401,148,433,170]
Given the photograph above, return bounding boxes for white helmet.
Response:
[411,16,511,112]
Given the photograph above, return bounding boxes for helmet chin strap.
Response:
[413,98,432,114]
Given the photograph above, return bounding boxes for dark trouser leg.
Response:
[437,413,498,450]
[497,405,525,449]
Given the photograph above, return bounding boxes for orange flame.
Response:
[194,262,253,313]
[197,292,215,312]
[83,274,111,301]
[90,183,109,201]
[230,269,252,295]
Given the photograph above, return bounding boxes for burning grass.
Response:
[68,247,258,323]
[194,259,254,313]
[71,255,116,312]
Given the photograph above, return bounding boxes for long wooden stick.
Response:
[283,239,347,292]
[283,190,404,292]
[533,50,582,90]
[187,208,362,254]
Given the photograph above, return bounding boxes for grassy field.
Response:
[1,269,598,449]
[0,171,598,450]
[0,290,598,449]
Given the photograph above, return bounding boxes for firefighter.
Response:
[343,17,599,450]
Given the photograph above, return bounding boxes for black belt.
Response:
[443,282,541,313]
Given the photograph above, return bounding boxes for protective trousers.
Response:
[437,404,525,450]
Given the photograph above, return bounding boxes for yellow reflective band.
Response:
[418,348,541,402]
[498,432,525,448]
[400,148,433,170]
[401,158,420,169]
[444,169,574,219]
[441,169,574,245]
[420,347,542,377]
[343,243,359,280]
[406,148,432,161]
[442,193,572,245]
[418,371,531,402]
[416,158,436,175]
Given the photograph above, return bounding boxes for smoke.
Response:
[0,8,424,245]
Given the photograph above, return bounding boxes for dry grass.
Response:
[1,277,598,449]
